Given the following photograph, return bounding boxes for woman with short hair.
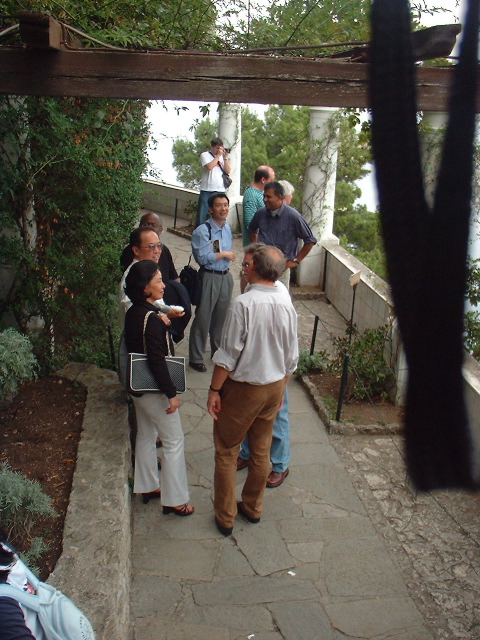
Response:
[124,260,193,515]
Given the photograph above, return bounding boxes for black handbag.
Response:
[179,255,203,306]
[126,311,186,394]
[221,172,233,189]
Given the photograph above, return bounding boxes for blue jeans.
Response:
[196,190,216,228]
[239,387,290,472]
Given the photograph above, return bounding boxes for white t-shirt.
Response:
[200,150,225,192]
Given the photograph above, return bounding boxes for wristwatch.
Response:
[293,258,300,264]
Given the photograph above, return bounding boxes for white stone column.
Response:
[422,110,480,295]
[218,103,242,232]
[299,107,339,286]
[421,111,448,208]
[469,116,480,265]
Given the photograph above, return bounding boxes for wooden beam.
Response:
[0,48,467,111]
[17,11,80,50]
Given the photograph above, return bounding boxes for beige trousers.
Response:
[213,377,284,527]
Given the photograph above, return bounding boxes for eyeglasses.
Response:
[241,261,252,268]
[141,243,162,251]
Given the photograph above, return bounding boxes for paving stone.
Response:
[291,442,341,466]
[289,416,330,444]
[293,463,367,514]
[187,446,216,483]
[191,576,319,606]
[301,502,352,518]
[233,633,283,640]
[131,575,184,617]
[280,515,376,543]
[216,540,256,577]
[269,600,334,640]
[184,430,213,454]
[324,597,435,639]
[133,538,218,580]
[260,490,303,521]
[201,604,274,630]
[287,540,325,563]
[323,538,408,598]
[134,617,230,640]
[234,521,294,576]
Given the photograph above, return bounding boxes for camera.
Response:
[224,148,231,153]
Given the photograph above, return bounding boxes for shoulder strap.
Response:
[209,150,227,174]
[142,310,155,354]
[204,221,212,240]
[0,584,41,612]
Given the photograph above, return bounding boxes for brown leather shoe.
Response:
[266,468,289,488]
[236,456,249,471]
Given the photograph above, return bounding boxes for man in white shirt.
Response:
[207,244,298,536]
[196,137,231,228]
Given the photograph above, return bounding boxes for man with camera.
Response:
[196,137,231,228]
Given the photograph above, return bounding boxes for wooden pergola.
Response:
[0,13,475,112]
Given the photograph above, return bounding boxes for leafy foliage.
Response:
[0,0,219,49]
[329,324,395,401]
[295,348,328,376]
[0,463,56,561]
[0,328,38,400]
[464,258,480,359]
[0,96,148,370]
[225,0,371,51]
[0,0,221,371]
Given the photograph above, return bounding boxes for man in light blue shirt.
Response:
[189,193,235,372]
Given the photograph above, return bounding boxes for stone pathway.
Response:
[131,374,434,640]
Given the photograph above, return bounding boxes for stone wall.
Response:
[49,363,132,640]
[142,179,198,226]
[141,179,243,232]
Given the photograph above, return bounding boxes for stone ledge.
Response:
[298,374,402,436]
[49,363,132,640]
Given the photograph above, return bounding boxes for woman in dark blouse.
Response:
[124,260,193,515]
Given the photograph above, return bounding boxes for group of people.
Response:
[119,137,317,536]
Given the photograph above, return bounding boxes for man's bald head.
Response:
[140,212,163,235]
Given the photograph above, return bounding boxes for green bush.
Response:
[329,324,394,401]
[464,258,480,359]
[182,199,199,227]
[295,348,328,376]
[0,463,56,562]
[0,328,38,400]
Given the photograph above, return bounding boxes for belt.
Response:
[203,268,229,275]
